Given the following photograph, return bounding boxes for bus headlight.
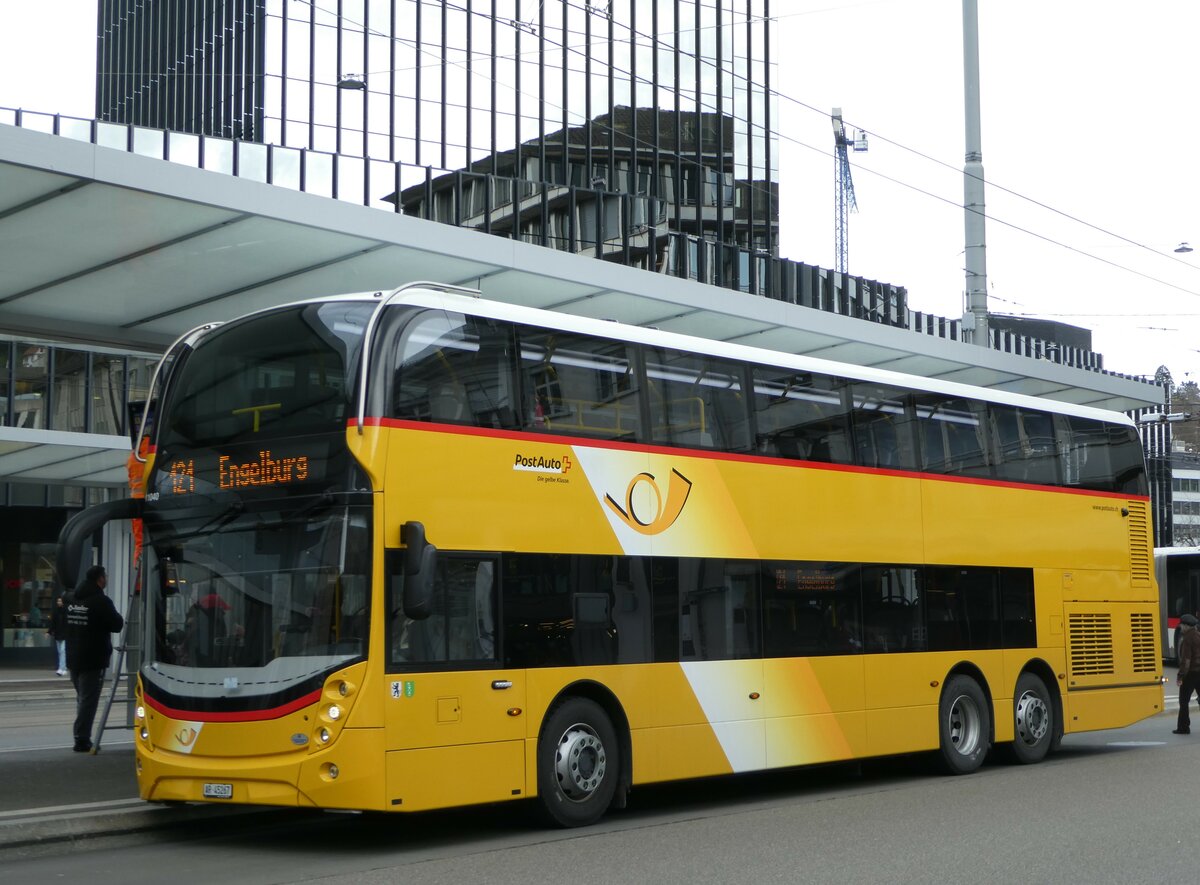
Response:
[135,705,145,721]
[319,727,330,743]
[327,704,341,721]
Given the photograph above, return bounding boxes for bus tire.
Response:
[1008,672,1054,764]
[537,697,619,828]
[937,674,990,775]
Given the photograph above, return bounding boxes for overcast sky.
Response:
[3,0,1198,390]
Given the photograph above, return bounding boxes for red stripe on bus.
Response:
[143,688,321,722]
[351,416,1149,501]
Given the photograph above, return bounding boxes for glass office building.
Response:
[97,1,912,319]
[0,340,157,662]
[95,1,916,315]
[97,2,782,263]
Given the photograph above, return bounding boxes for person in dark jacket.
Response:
[66,565,124,753]
[1175,613,1200,735]
[46,593,68,676]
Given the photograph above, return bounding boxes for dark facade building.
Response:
[988,315,1093,361]
[95,1,913,315]
[96,0,267,141]
[98,0,780,252]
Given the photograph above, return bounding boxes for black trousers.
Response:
[70,668,105,749]
[1179,673,1200,732]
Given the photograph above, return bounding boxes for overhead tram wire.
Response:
[284,1,1200,306]
[531,1,1200,295]
[781,98,1200,275]
[137,0,1187,297]
[548,0,1200,285]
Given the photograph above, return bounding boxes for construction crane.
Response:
[832,108,868,274]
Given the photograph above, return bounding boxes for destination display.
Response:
[149,437,339,501]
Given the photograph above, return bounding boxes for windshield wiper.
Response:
[295,489,336,519]
[194,500,245,535]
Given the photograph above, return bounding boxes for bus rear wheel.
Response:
[937,674,990,775]
[1007,672,1054,764]
[537,697,619,828]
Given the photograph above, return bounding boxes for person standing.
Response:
[65,566,124,753]
[1175,613,1200,735]
[46,594,68,676]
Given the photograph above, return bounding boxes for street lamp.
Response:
[1176,242,1193,254]
[337,73,366,90]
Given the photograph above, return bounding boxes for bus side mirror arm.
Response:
[401,521,437,621]
[57,498,144,589]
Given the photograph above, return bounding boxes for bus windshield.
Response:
[142,299,375,707]
[145,502,371,700]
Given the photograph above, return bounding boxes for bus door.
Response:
[384,553,527,809]
[673,558,767,776]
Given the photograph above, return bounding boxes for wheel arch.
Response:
[1017,658,1061,706]
[1016,656,1064,748]
[942,661,995,743]
[540,680,633,808]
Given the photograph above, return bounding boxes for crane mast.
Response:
[832,108,868,275]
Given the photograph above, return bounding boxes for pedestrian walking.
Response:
[1175,613,1200,735]
[65,565,124,753]
[46,593,68,676]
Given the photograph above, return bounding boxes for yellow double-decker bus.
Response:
[59,283,1162,827]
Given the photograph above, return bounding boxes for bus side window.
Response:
[761,561,862,657]
[645,348,752,452]
[915,395,992,478]
[514,325,643,441]
[850,383,917,471]
[751,368,852,465]
[1059,415,1117,491]
[676,558,760,661]
[387,553,497,666]
[861,566,924,653]
[392,312,517,430]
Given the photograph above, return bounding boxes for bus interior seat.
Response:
[429,381,468,422]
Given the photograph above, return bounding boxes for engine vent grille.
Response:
[1068,613,1114,676]
[1131,612,1157,673]
[1127,501,1151,586]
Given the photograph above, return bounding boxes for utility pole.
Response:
[962,0,989,346]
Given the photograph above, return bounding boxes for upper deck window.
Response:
[160,303,370,449]
[392,312,520,430]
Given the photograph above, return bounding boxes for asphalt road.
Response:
[3,702,1196,885]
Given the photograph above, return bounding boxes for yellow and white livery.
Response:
[61,284,1161,827]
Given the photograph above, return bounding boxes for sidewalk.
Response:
[0,665,278,854]
[0,665,77,701]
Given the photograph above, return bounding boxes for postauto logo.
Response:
[604,468,693,536]
[513,452,573,474]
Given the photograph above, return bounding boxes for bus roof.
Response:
[219,286,1139,428]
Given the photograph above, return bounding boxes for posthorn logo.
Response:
[604,468,693,535]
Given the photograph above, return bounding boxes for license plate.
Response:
[203,782,233,799]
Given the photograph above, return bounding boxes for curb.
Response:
[0,798,292,853]
[0,689,77,702]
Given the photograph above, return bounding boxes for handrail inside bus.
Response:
[356,281,482,434]
[133,322,225,462]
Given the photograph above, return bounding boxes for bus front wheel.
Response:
[1007,672,1054,764]
[937,674,990,775]
[536,697,620,827]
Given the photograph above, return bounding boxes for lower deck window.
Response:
[386,552,1038,670]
